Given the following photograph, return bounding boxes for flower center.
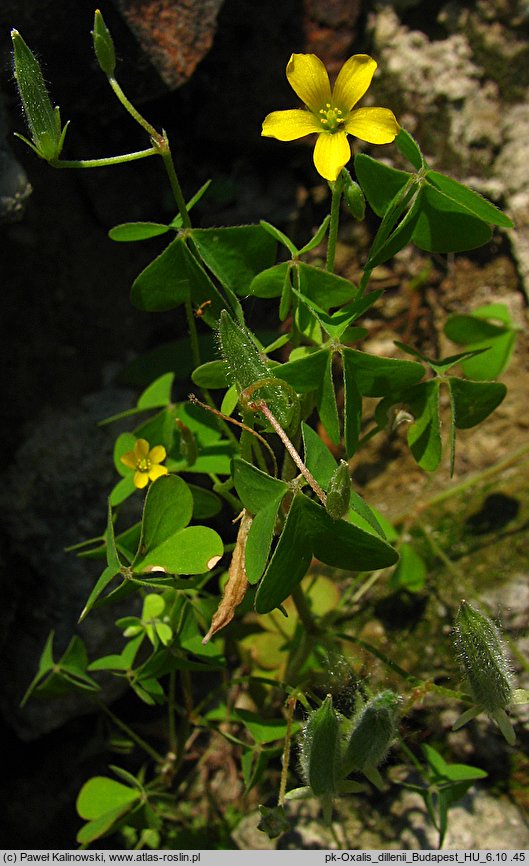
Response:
[137,457,152,473]
[318,103,345,133]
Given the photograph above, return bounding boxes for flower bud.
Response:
[325,460,351,520]
[453,600,513,714]
[11,29,68,161]
[342,690,399,778]
[300,695,340,797]
[343,171,366,221]
[92,10,116,77]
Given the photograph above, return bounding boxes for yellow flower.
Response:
[262,53,400,182]
[120,438,169,489]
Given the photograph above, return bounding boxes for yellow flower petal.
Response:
[148,445,167,464]
[345,107,400,144]
[261,108,321,141]
[148,464,169,482]
[134,470,150,489]
[313,130,351,181]
[286,53,331,113]
[134,438,150,459]
[332,55,377,112]
[120,450,137,469]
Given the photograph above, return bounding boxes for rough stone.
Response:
[114,0,225,89]
[0,389,138,740]
[369,5,529,296]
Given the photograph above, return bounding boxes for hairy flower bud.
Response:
[300,695,340,797]
[453,600,513,714]
[92,10,116,77]
[325,460,351,520]
[11,29,68,161]
[342,690,399,778]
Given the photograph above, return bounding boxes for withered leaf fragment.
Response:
[202,510,252,644]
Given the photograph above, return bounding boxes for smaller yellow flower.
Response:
[120,438,169,489]
[262,53,400,182]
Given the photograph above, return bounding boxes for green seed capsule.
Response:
[11,30,67,161]
[300,695,340,797]
[92,10,116,77]
[326,460,351,520]
[218,310,294,429]
[453,601,513,713]
[342,690,399,777]
[343,171,366,221]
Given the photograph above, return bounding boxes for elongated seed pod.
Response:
[453,600,513,713]
[217,310,294,429]
[342,690,399,776]
[300,695,340,797]
[11,30,65,161]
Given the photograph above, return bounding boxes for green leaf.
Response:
[259,220,298,256]
[342,354,362,457]
[188,484,222,519]
[232,708,289,744]
[88,634,144,672]
[137,372,174,409]
[412,182,493,253]
[191,225,276,296]
[140,475,194,553]
[342,348,424,397]
[389,542,426,592]
[130,236,193,311]
[298,215,331,255]
[76,776,140,821]
[444,307,517,380]
[406,380,443,471]
[245,499,283,584]
[232,457,288,513]
[276,348,329,393]
[366,185,423,268]
[79,563,122,622]
[254,496,312,613]
[448,377,506,429]
[109,474,137,507]
[298,263,357,310]
[301,422,338,490]
[76,804,135,846]
[20,631,57,706]
[354,153,412,217]
[317,351,340,444]
[109,222,171,242]
[255,494,398,613]
[191,359,229,389]
[395,128,424,171]
[249,262,289,299]
[135,525,224,575]
[426,171,513,228]
[131,237,224,325]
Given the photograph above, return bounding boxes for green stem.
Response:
[291,584,318,634]
[108,75,191,230]
[51,146,158,168]
[185,299,202,369]
[168,671,178,754]
[159,142,192,229]
[326,172,344,273]
[98,700,164,764]
[108,76,160,141]
[284,585,320,684]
